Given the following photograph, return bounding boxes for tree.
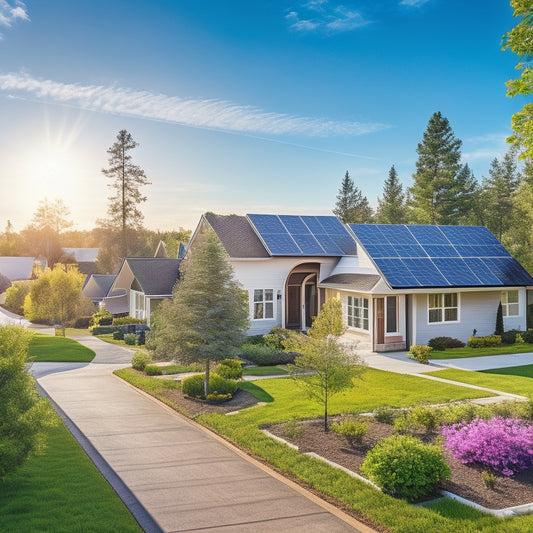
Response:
[99,130,151,260]
[23,264,85,336]
[0,326,56,480]
[409,112,463,224]
[495,302,504,336]
[333,171,373,223]
[376,165,407,224]
[439,163,479,225]
[480,148,521,240]
[148,229,249,397]
[502,0,533,159]
[284,298,365,432]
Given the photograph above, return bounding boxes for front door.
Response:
[375,297,384,345]
[287,285,301,328]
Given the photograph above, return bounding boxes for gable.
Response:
[0,257,35,281]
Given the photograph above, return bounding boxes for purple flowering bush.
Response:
[442,416,533,476]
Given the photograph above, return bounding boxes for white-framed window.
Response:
[428,293,458,323]
[386,296,398,333]
[347,295,369,330]
[502,290,519,317]
[253,289,274,320]
[131,290,145,319]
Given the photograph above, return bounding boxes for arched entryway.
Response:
[285,263,321,330]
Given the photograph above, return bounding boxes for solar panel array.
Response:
[247,214,357,256]
[349,224,533,289]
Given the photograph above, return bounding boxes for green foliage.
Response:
[360,435,450,501]
[516,332,525,344]
[124,333,137,345]
[394,405,439,433]
[307,297,345,338]
[282,418,303,441]
[3,280,31,315]
[330,416,368,446]
[332,170,373,223]
[408,344,432,363]
[0,326,56,480]
[428,337,465,351]
[241,343,295,365]
[181,373,238,400]
[373,406,399,425]
[92,308,113,326]
[482,470,498,489]
[112,316,147,325]
[214,358,243,380]
[376,165,407,224]
[467,335,502,348]
[131,351,152,371]
[91,326,117,335]
[262,327,297,350]
[501,328,522,344]
[495,301,504,336]
[144,365,163,376]
[113,330,124,340]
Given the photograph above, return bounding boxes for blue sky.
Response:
[0,0,522,232]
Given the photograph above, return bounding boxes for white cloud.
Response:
[0,72,389,137]
[399,0,431,7]
[462,132,510,166]
[287,1,370,34]
[0,1,28,39]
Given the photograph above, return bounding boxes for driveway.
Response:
[35,337,373,533]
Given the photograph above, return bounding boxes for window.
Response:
[502,290,519,317]
[386,296,398,333]
[347,296,369,330]
[428,293,458,323]
[253,289,274,319]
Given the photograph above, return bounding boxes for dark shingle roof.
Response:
[204,214,269,258]
[126,258,180,295]
[319,273,381,291]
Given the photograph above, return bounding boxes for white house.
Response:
[190,214,533,352]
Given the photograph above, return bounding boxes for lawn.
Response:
[426,365,533,397]
[28,334,95,362]
[430,343,533,359]
[242,365,288,376]
[0,416,141,532]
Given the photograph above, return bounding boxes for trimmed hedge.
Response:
[112,316,147,326]
[467,335,501,348]
[181,373,238,400]
[408,345,432,363]
[91,326,117,335]
[428,336,465,351]
[240,343,296,366]
[131,351,152,371]
[214,359,243,380]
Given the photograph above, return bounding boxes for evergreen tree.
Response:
[495,302,504,336]
[148,229,249,397]
[409,112,463,224]
[98,130,151,260]
[333,171,373,223]
[440,163,479,225]
[480,148,521,240]
[376,165,407,224]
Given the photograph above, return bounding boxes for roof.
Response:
[349,224,533,289]
[319,273,381,291]
[204,214,269,258]
[63,248,99,263]
[82,274,115,297]
[125,258,180,295]
[0,257,35,281]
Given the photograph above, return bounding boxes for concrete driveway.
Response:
[35,337,373,533]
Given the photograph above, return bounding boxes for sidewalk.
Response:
[35,337,372,533]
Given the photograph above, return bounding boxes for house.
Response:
[62,248,99,275]
[81,274,116,305]
[0,256,35,281]
[191,214,533,352]
[101,257,180,324]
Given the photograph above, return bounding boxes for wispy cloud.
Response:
[0,72,389,137]
[399,0,431,7]
[462,132,510,167]
[0,1,29,39]
[286,1,370,34]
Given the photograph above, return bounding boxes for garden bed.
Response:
[267,417,533,511]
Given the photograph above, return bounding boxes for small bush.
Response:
[446,337,466,348]
[467,335,501,348]
[516,333,525,345]
[112,316,147,326]
[482,470,498,489]
[214,358,243,380]
[90,326,117,335]
[522,330,533,344]
[144,365,163,376]
[131,351,152,371]
[92,308,113,326]
[501,329,521,345]
[264,327,297,351]
[394,405,439,433]
[181,374,205,398]
[428,336,450,351]
[69,316,92,329]
[181,373,238,400]
[331,416,368,446]
[373,406,398,425]
[124,333,137,345]
[241,343,296,366]
[409,345,432,363]
[283,418,303,441]
[360,435,450,501]
[113,330,124,341]
[245,335,267,345]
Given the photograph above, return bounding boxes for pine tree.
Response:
[440,163,479,225]
[98,130,151,259]
[409,112,463,224]
[333,171,373,223]
[376,165,407,224]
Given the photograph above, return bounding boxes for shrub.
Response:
[131,351,152,371]
[428,336,450,351]
[482,470,498,489]
[4,281,31,315]
[264,327,297,350]
[331,416,368,446]
[523,330,533,344]
[516,333,525,345]
[446,337,465,348]
[144,365,163,376]
[467,335,501,348]
[214,358,243,380]
[113,330,124,341]
[90,326,117,335]
[240,343,296,366]
[408,344,432,363]
[124,333,137,345]
[245,335,266,345]
[442,417,533,476]
[91,308,113,326]
[181,373,238,400]
[373,406,398,425]
[69,316,92,329]
[501,329,521,345]
[283,418,303,441]
[361,435,450,501]
[394,405,439,433]
[112,316,147,326]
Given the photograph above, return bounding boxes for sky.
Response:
[0,0,524,233]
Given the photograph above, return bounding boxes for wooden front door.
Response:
[375,298,384,345]
[287,285,301,328]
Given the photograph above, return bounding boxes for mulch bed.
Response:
[267,417,533,510]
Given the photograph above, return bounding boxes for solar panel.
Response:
[260,233,301,255]
[433,258,482,286]
[402,258,450,287]
[408,225,450,245]
[279,215,310,234]
[292,234,324,255]
[374,258,420,287]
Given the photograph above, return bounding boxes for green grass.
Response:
[57,328,90,337]
[28,334,95,362]
[430,343,533,359]
[427,366,533,397]
[242,365,288,376]
[96,333,127,346]
[0,416,142,532]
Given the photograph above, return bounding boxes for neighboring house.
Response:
[0,257,35,281]
[81,274,116,305]
[190,215,533,352]
[101,258,180,325]
[62,248,99,275]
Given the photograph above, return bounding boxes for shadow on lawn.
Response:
[239,381,274,403]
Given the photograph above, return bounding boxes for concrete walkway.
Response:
[34,338,373,533]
